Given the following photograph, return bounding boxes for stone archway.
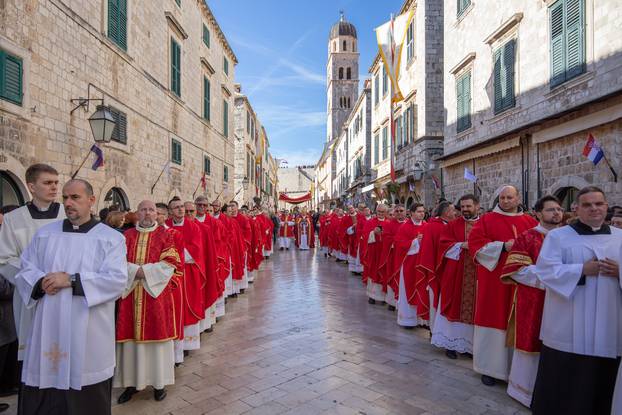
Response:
[0,153,30,204]
[546,176,590,196]
[97,177,131,212]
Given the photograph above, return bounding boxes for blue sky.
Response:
[209,0,403,166]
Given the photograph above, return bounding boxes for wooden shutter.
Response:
[1,51,23,105]
[118,0,127,49]
[503,39,516,110]
[223,100,228,137]
[463,72,471,130]
[108,0,126,50]
[109,108,127,144]
[549,0,566,87]
[203,24,210,48]
[456,76,464,131]
[171,39,181,96]
[565,0,585,79]
[203,77,210,121]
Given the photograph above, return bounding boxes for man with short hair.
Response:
[378,204,408,310]
[361,204,390,304]
[501,195,563,407]
[184,201,196,220]
[278,210,295,251]
[347,203,367,274]
[15,179,127,415]
[532,187,622,414]
[229,201,251,293]
[115,200,181,404]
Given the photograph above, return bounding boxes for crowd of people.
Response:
[316,186,622,414]
[0,163,277,414]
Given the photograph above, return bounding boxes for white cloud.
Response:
[272,148,322,167]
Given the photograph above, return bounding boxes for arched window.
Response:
[0,171,24,207]
[343,40,347,51]
[347,97,351,108]
[346,67,351,80]
[104,187,129,211]
[338,67,343,79]
[555,186,580,212]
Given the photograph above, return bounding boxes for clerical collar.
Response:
[62,217,98,233]
[136,223,158,233]
[492,205,523,217]
[172,218,184,227]
[534,224,550,235]
[411,219,423,225]
[570,220,611,235]
[214,213,220,218]
[27,202,60,219]
[196,215,206,222]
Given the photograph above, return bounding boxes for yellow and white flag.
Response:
[375,10,414,103]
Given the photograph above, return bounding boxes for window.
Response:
[223,165,229,182]
[202,24,210,48]
[175,0,180,6]
[493,39,516,114]
[373,134,379,164]
[246,111,250,133]
[108,106,127,144]
[456,71,472,132]
[107,0,127,50]
[457,0,471,17]
[550,0,585,87]
[170,38,181,97]
[0,50,23,105]
[204,155,211,175]
[374,75,379,105]
[223,56,229,76]
[223,99,228,137]
[396,115,402,148]
[381,127,388,160]
[382,67,388,95]
[346,67,351,80]
[343,40,347,51]
[246,153,251,178]
[338,67,343,79]
[171,138,182,165]
[199,77,209,121]
[406,20,414,62]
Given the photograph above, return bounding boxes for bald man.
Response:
[468,186,537,386]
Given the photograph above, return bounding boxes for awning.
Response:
[440,136,521,168]
[362,184,375,193]
[279,192,311,204]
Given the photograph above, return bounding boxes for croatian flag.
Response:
[90,144,104,171]
[582,134,604,165]
[464,168,477,183]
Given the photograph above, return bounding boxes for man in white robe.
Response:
[0,164,65,364]
[532,186,622,414]
[14,179,127,415]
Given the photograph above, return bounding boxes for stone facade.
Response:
[0,0,251,210]
[441,0,622,208]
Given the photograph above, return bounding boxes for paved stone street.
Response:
[107,248,528,415]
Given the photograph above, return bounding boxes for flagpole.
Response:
[150,163,169,194]
[71,151,92,179]
[192,176,203,199]
[602,153,618,182]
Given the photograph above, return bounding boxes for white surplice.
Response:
[15,220,127,390]
[0,204,65,360]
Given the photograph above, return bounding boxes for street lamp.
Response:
[88,105,117,143]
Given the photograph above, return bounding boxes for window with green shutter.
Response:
[223,166,229,182]
[203,77,210,121]
[382,67,388,96]
[223,100,228,137]
[374,75,379,105]
[175,0,181,7]
[549,0,585,87]
[170,39,181,97]
[0,50,23,106]
[202,24,210,48]
[109,106,128,144]
[381,127,388,160]
[107,0,127,50]
[493,39,516,115]
[406,21,414,62]
[373,134,379,164]
[171,139,182,165]
[204,155,211,175]
[223,57,229,76]
[457,0,471,17]
[456,71,472,132]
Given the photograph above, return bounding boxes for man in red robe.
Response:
[417,201,457,328]
[294,209,314,250]
[361,204,390,304]
[247,208,264,281]
[468,185,538,386]
[278,210,295,250]
[337,206,354,260]
[115,200,182,404]
[222,203,246,296]
[329,209,345,261]
[378,205,407,310]
[501,195,563,407]
[318,212,330,256]
[431,194,480,360]
[391,203,426,327]
[260,210,275,258]
[165,199,208,352]
[347,203,367,275]
[230,201,251,293]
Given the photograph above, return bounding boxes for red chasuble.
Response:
[390,219,426,310]
[221,214,245,280]
[248,217,263,271]
[260,214,274,251]
[501,227,546,353]
[337,215,353,256]
[327,214,342,252]
[233,213,252,258]
[116,226,182,342]
[361,217,388,285]
[437,217,478,324]
[349,213,367,259]
[468,210,537,330]
[378,219,406,295]
[166,218,207,326]
[200,216,226,300]
[211,215,231,293]
[294,215,315,248]
[278,214,294,238]
[164,226,185,340]
[319,215,329,247]
[417,218,448,311]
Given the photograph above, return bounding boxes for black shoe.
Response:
[481,375,496,386]
[401,325,415,330]
[335,259,343,263]
[154,388,167,401]
[0,387,18,397]
[240,289,245,294]
[463,352,473,359]
[183,350,189,357]
[368,298,376,305]
[117,387,138,404]
[286,248,289,250]
[248,280,254,284]
[0,403,8,413]
[175,362,181,367]
[279,247,284,251]
[387,305,396,311]
[204,327,213,333]
[230,293,238,298]
[445,350,458,360]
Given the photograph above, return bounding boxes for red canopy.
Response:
[279,192,312,204]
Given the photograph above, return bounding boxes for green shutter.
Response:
[493,40,515,114]
[0,51,23,105]
[223,100,228,137]
[171,39,181,96]
[463,72,471,130]
[457,0,471,17]
[203,24,210,48]
[456,76,464,131]
[108,0,127,50]
[565,0,585,79]
[223,57,228,75]
[203,77,210,121]
[224,166,229,182]
[550,1,566,87]
[171,139,181,164]
[493,48,503,113]
[374,134,379,164]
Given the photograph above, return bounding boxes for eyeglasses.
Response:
[187,210,196,213]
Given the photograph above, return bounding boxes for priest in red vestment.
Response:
[391,204,426,327]
[247,208,264,281]
[115,200,182,404]
[211,200,234,297]
[431,194,479,359]
[278,210,295,250]
[165,199,208,351]
[468,185,538,386]
[337,207,354,260]
[361,204,390,303]
[260,210,275,258]
[318,212,330,256]
[329,209,346,261]
[378,205,407,309]
[230,201,251,292]
[347,203,367,274]
[294,210,314,250]
[417,201,457,328]
[223,203,246,295]
[501,195,563,407]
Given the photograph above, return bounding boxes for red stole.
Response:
[295,215,314,248]
[468,211,538,330]
[279,214,294,238]
[232,213,252,257]
[221,215,245,280]
[116,226,182,342]
[391,219,426,311]
[337,215,353,255]
[417,218,448,310]
[378,219,406,295]
[349,213,367,258]
[328,215,342,251]
[319,215,329,247]
[361,217,388,284]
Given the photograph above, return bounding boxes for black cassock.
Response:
[19,378,112,415]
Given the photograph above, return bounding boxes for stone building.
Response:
[440,0,622,209]
[277,166,315,211]
[0,0,238,210]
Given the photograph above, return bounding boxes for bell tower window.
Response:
[343,40,347,51]
[346,67,351,80]
[338,67,343,79]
